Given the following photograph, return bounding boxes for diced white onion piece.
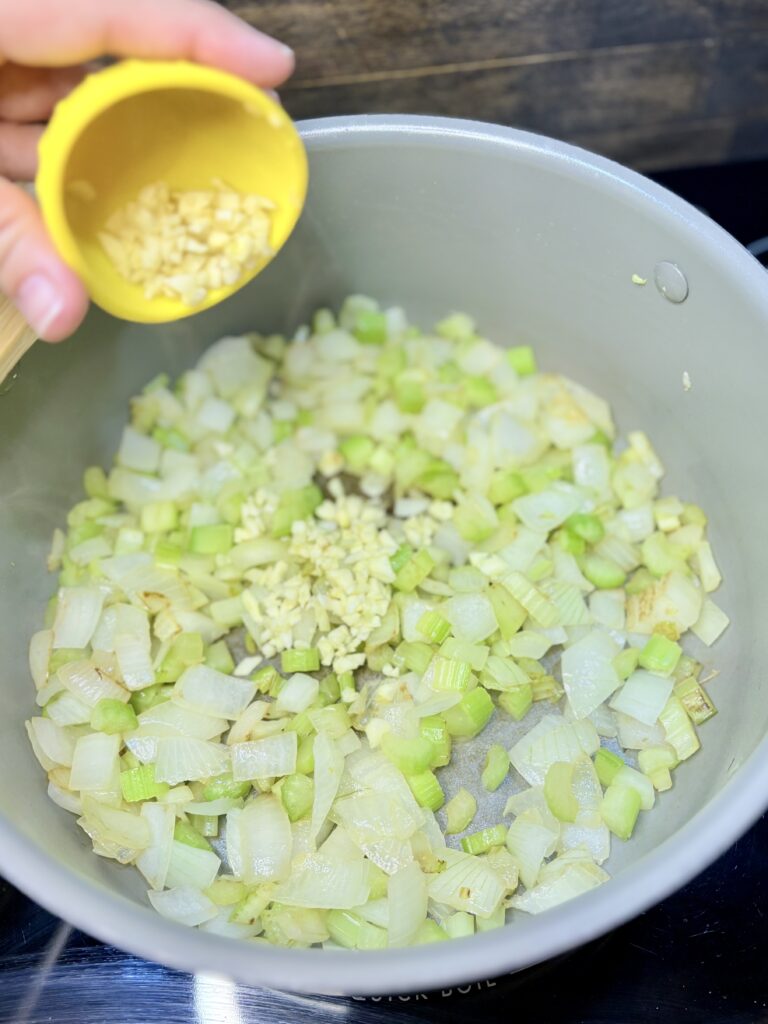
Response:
[165,840,221,890]
[561,630,621,720]
[69,733,120,790]
[512,483,585,533]
[509,713,600,786]
[240,795,292,884]
[497,529,548,573]
[137,701,227,741]
[441,593,497,644]
[115,632,155,690]
[231,733,297,780]
[225,808,243,879]
[387,861,428,947]
[80,795,150,850]
[52,587,105,649]
[148,886,217,927]
[177,665,256,719]
[57,660,128,707]
[610,670,674,726]
[46,692,92,727]
[47,781,82,815]
[28,717,76,767]
[136,803,175,891]
[276,673,319,714]
[505,808,559,888]
[614,711,667,750]
[691,599,730,646]
[572,443,611,494]
[29,630,53,689]
[625,570,702,634]
[154,737,230,785]
[427,851,504,918]
[274,852,371,909]
[118,426,162,472]
[310,733,345,844]
[511,860,608,914]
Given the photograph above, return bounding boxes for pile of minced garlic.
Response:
[98,179,274,306]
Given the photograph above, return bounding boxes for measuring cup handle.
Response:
[0,295,36,384]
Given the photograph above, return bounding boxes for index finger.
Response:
[0,0,294,88]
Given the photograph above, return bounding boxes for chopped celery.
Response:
[488,584,527,640]
[140,501,178,533]
[394,372,427,413]
[639,634,682,676]
[440,638,488,672]
[488,469,526,506]
[443,687,494,738]
[130,683,173,714]
[445,787,477,834]
[601,783,641,840]
[206,878,246,906]
[431,656,473,692]
[558,528,586,556]
[435,312,475,342]
[381,734,436,775]
[120,764,168,803]
[674,676,717,725]
[638,747,678,791]
[280,773,314,821]
[461,824,507,854]
[417,610,451,644]
[353,310,387,345]
[594,747,625,787]
[271,485,323,539]
[339,435,375,472]
[205,640,235,675]
[544,761,579,823]
[191,815,219,838]
[465,376,498,408]
[659,695,700,760]
[498,684,533,721]
[507,345,537,376]
[83,466,109,500]
[453,496,498,543]
[580,553,627,589]
[481,744,510,792]
[414,920,449,944]
[395,641,434,675]
[390,543,413,574]
[407,770,445,811]
[295,734,315,775]
[189,523,233,555]
[91,699,137,735]
[202,774,252,801]
[420,715,452,767]
[642,533,684,577]
[281,648,320,673]
[445,912,475,938]
[252,665,281,693]
[157,633,204,682]
[417,463,460,499]
[393,549,435,592]
[626,567,656,595]
[531,675,563,702]
[565,513,605,544]
[174,819,213,851]
[613,647,640,681]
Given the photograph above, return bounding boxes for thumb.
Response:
[0,178,88,341]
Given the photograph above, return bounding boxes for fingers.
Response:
[0,0,294,87]
[0,178,88,340]
[0,63,85,122]
[0,122,43,180]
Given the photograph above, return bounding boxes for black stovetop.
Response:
[2,159,767,1024]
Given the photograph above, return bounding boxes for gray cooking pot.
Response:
[0,116,766,995]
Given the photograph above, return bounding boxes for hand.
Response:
[0,0,294,340]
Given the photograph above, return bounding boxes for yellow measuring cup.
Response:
[35,60,308,323]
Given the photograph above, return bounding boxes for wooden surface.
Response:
[222,0,768,171]
[0,295,36,385]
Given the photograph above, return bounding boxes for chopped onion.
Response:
[239,795,292,883]
[177,665,256,719]
[148,886,218,926]
[231,733,297,780]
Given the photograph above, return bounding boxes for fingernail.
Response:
[16,274,63,338]
[279,43,295,60]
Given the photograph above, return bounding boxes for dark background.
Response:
[221,0,768,172]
